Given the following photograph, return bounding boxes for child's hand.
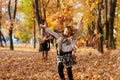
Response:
[73,50,76,53]
[73,47,76,53]
[40,23,47,29]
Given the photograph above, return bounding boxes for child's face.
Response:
[63,28,70,36]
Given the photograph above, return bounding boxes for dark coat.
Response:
[42,39,50,51]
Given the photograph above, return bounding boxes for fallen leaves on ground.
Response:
[0,47,120,80]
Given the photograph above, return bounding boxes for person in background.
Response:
[42,36,50,60]
[39,36,44,52]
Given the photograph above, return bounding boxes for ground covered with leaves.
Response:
[0,46,120,80]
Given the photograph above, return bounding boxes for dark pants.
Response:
[58,63,73,80]
[42,50,48,60]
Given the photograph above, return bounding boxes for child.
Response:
[40,18,83,80]
[57,26,76,80]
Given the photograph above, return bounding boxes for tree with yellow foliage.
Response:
[79,0,118,53]
[8,0,18,50]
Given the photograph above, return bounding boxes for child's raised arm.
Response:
[40,23,59,38]
[73,17,83,39]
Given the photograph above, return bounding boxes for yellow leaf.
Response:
[110,77,114,80]
[90,3,96,11]
[86,0,90,5]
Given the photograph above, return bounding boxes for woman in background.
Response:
[42,36,50,60]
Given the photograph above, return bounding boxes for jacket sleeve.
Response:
[73,22,82,39]
[71,39,76,51]
[73,17,83,39]
[57,37,63,55]
[45,28,59,39]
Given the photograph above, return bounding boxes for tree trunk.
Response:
[35,0,41,25]
[34,0,43,51]
[0,0,3,47]
[104,0,109,48]
[8,0,12,19]
[97,2,103,53]
[32,1,37,48]
[57,0,60,9]
[34,19,36,48]
[9,27,13,50]
[43,9,46,21]
[8,0,17,50]
[98,28,103,53]
[108,0,117,49]
[0,31,6,47]
[0,31,4,47]
[8,0,13,50]
[13,0,17,19]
